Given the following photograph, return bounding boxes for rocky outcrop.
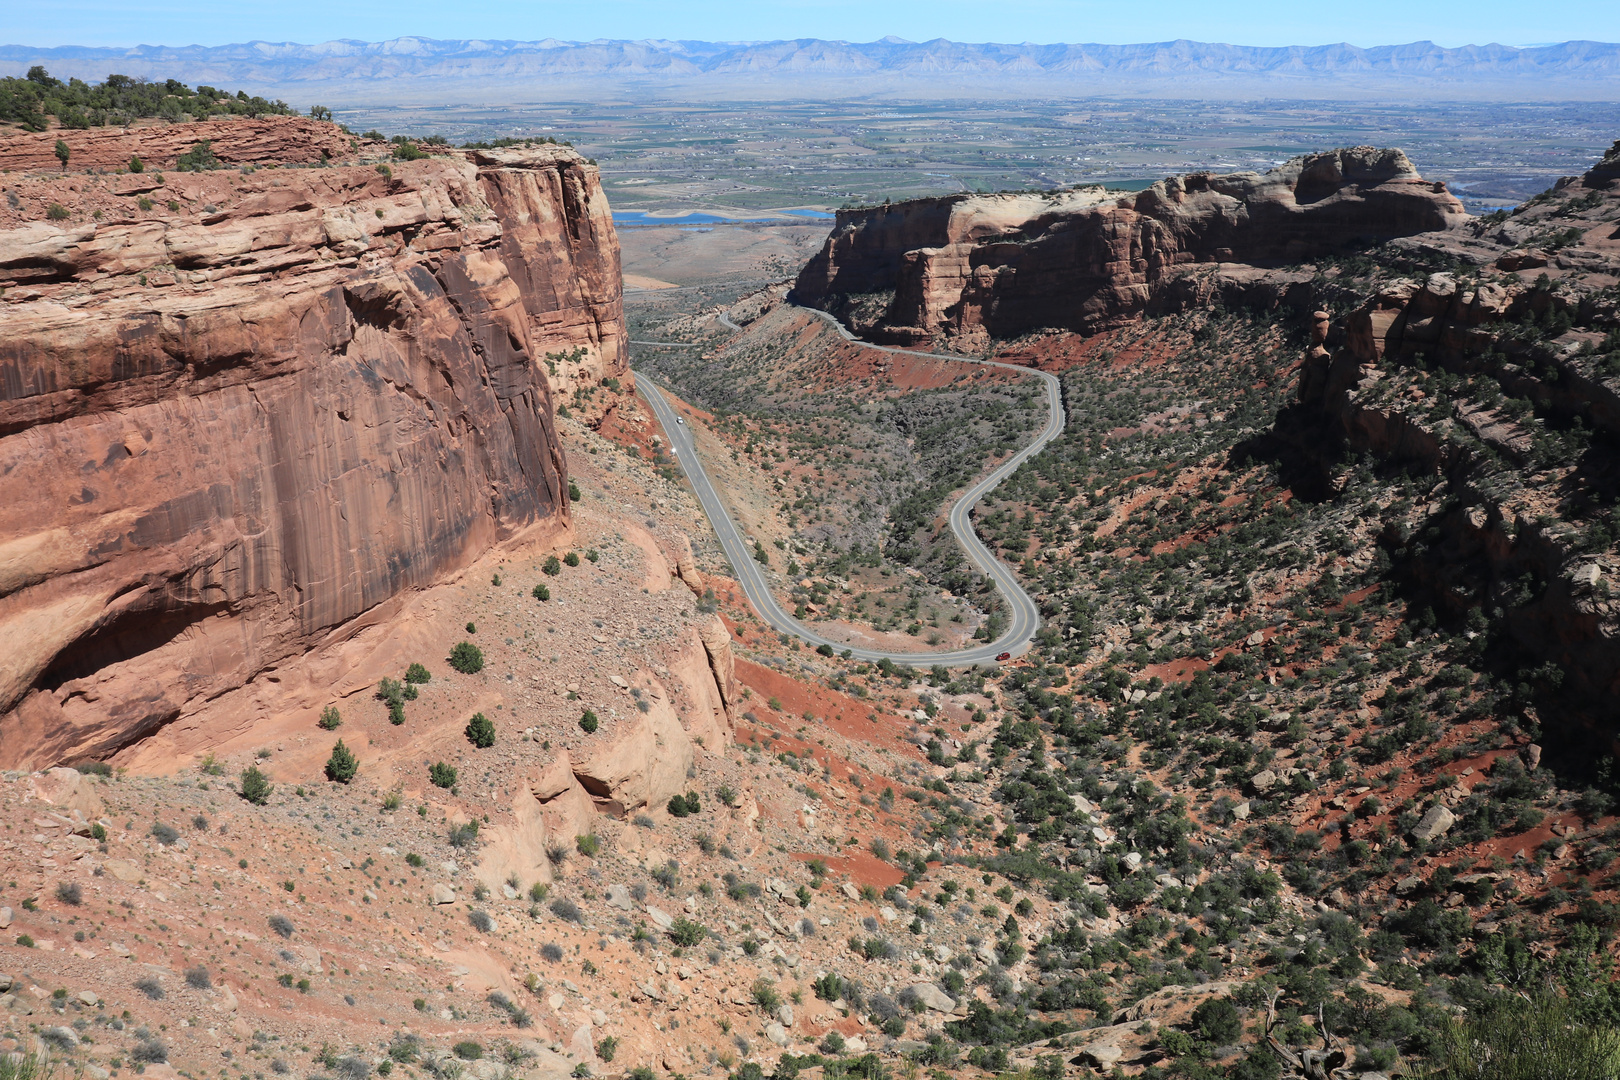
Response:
[1293,268,1620,715]
[0,125,626,768]
[0,115,361,173]
[792,147,1465,346]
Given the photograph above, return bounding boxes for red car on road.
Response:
[995,651,1011,662]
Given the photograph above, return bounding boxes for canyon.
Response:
[4,107,1620,1080]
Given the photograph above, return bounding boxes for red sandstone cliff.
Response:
[792,146,1467,346]
[0,124,626,767]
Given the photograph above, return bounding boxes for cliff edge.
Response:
[0,123,626,768]
[792,146,1466,346]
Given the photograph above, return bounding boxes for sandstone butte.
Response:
[0,118,629,769]
[790,145,1469,347]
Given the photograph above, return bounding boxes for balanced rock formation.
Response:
[0,124,626,768]
[792,146,1466,346]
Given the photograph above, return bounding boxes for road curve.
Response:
[632,303,1064,667]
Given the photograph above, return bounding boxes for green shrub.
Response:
[429,762,457,789]
[325,739,358,783]
[176,140,219,171]
[46,202,69,220]
[1191,997,1242,1044]
[465,712,496,748]
[579,709,598,734]
[532,583,550,601]
[448,641,484,674]
[1430,993,1620,1079]
[594,1036,617,1063]
[576,833,601,857]
[669,917,707,946]
[405,663,431,684]
[451,1042,482,1061]
[137,197,153,211]
[405,853,424,867]
[752,979,782,1014]
[448,821,480,849]
[240,765,273,805]
[318,705,342,730]
[668,792,701,817]
[564,551,580,567]
[568,481,581,502]
[543,555,562,576]
[394,142,425,161]
[129,154,144,173]
[166,200,180,212]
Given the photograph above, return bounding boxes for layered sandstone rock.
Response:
[0,115,362,173]
[0,125,626,768]
[792,146,1466,345]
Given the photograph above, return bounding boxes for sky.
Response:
[2,0,1615,50]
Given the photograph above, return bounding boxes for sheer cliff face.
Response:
[0,138,625,767]
[792,146,1467,345]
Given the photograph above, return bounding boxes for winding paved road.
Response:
[632,304,1064,667]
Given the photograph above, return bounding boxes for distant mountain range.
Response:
[3,37,1618,102]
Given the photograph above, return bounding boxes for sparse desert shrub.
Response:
[318,705,342,730]
[752,979,782,1014]
[134,976,165,1000]
[716,783,738,807]
[151,822,179,845]
[669,916,707,946]
[541,943,565,962]
[381,790,402,811]
[132,1039,169,1063]
[56,881,82,906]
[529,881,550,902]
[465,712,496,748]
[550,898,583,923]
[651,861,679,891]
[448,820,480,848]
[595,1036,617,1063]
[429,762,458,788]
[576,832,600,857]
[268,914,295,938]
[448,641,484,674]
[241,765,273,804]
[870,837,892,861]
[46,202,69,221]
[452,1042,482,1061]
[337,1057,370,1080]
[468,909,494,933]
[185,965,212,989]
[405,853,425,867]
[325,739,359,783]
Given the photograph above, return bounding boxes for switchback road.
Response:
[632,304,1064,667]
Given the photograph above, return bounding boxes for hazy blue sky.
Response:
[4,0,1614,49]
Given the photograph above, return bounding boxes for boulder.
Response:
[0,907,11,929]
[904,983,955,1012]
[29,769,103,816]
[1411,805,1457,843]
[644,905,675,930]
[572,706,693,817]
[606,885,635,911]
[765,1023,789,1047]
[776,1003,794,1027]
[431,884,456,905]
[1249,769,1278,794]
